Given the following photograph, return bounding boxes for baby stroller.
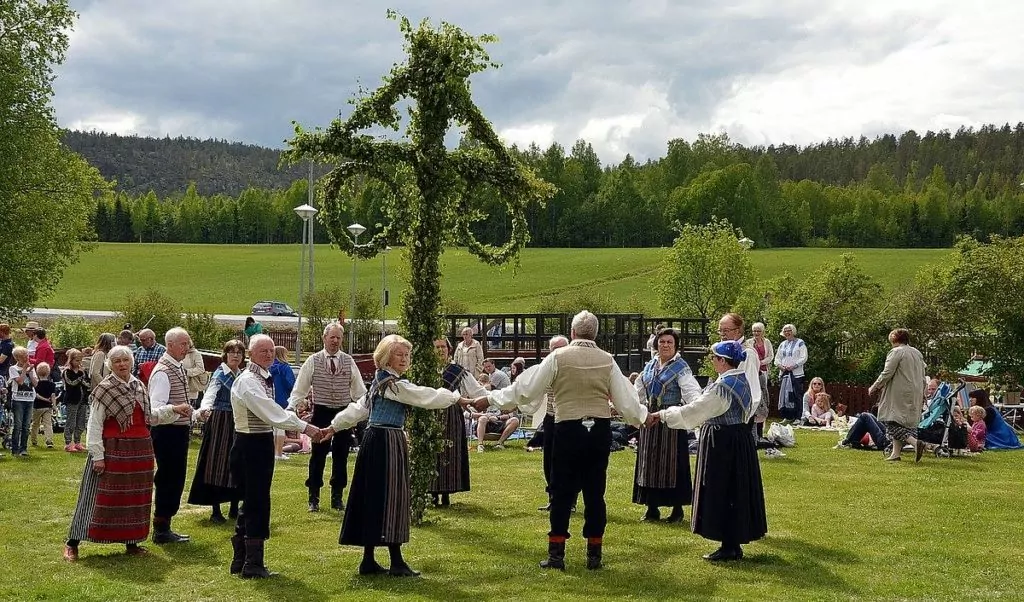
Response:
[918,381,969,458]
[0,376,11,451]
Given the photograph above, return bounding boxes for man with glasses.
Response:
[717,313,762,411]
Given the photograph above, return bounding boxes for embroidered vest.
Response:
[367,370,408,428]
[309,350,353,408]
[705,373,752,426]
[550,340,614,422]
[210,366,236,412]
[641,355,688,411]
[153,355,190,426]
[241,363,275,433]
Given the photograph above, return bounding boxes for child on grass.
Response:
[967,405,987,452]
[31,362,57,449]
[62,350,89,452]
[805,392,835,427]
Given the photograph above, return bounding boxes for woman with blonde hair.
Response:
[802,377,826,423]
[321,334,471,577]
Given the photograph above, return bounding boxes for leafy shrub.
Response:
[47,318,95,349]
[183,312,238,352]
[116,289,182,340]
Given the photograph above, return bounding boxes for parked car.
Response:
[251,301,298,317]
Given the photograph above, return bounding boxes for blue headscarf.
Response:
[711,340,747,364]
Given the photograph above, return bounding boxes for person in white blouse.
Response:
[320,334,472,578]
[747,322,774,439]
[228,334,320,579]
[774,323,808,423]
[471,310,649,571]
[648,340,768,562]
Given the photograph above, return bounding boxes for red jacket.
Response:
[30,338,55,369]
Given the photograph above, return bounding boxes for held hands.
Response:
[468,397,490,412]
[319,426,336,443]
[172,403,193,418]
[303,423,323,444]
[643,412,661,428]
[92,459,105,475]
[629,372,640,384]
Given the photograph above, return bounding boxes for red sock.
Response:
[587,537,602,545]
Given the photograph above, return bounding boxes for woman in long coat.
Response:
[868,328,926,461]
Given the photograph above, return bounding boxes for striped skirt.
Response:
[339,426,410,546]
[68,437,154,544]
[691,423,767,545]
[884,421,917,442]
[429,404,470,494]
[632,422,692,507]
[187,409,238,505]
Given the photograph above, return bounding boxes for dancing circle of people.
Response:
[55,310,780,577]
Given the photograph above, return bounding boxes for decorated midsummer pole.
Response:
[284,11,554,522]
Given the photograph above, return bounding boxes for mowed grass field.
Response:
[42,244,952,315]
[0,430,1019,601]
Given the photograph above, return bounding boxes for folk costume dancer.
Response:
[229,334,320,578]
[322,334,470,578]
[650,340,768,561]
[64,346,186,561]
[429,338,488,507]
[632,327,701,523]
[475,311,648,571]
[538,335,569,512]
[148,327,195,544]
[188,339,245,523]
[288,322,367,512]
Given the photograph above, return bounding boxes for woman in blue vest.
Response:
[631,327,701,523]
[651,340,767,561]
[320,334,470,577]
[188,339,245,523]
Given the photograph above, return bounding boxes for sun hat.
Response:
[23,320,39,331]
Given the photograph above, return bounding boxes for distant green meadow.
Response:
[42,244,952,315]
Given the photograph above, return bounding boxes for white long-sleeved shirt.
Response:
[199,364,240,413]
[486,351,648,426]
[148,355,183,415]
[634,356,702,407]
[286,352,367,410]
[659,368,745,431]
[452,367,488,399]
[231,364,308,434]
[330,370,461,431]
[86,375,178,460]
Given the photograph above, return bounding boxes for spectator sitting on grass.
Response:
[473,406,520,452]
[967,406,987,452]
[804,393,835,427]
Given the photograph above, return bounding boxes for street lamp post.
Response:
[294,203,318,360]
[381,246,391,336]
[347,223,367,355]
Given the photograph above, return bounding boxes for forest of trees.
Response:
[78,124,1024,247]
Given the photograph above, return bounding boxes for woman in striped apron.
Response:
[321,334,470,577]
[651,340,768,562]
[63,346,186,561]
[631,327,702,523]
[188,339,245,523]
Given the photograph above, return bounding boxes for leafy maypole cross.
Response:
[284,11,553,522]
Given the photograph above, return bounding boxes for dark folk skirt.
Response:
[68,436,155,544]
[340,426,410,546]
[188,409,238,505]
[691,423,767,545]
[429,404,470,494]
[632,422,692,507]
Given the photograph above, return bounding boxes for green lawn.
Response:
[0,429,1018,601]
[42,244,952,315]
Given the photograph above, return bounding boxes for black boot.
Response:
[152,517,190,544]
[308,488,320,513]
[241,538,277,579]
[440,493,450,507]
[229,534,245,574]
[641,506,660,522]
[330,488,344,511]
[539,540,566,570]
[359,546,387,575]
[665,506,684,524]
[586,539,602,570]
[210,505,226,524]
[228,499,239,519]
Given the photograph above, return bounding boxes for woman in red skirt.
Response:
[64,346,188,561]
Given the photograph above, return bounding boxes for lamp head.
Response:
[347,223,367,237]
[294,204,318,220]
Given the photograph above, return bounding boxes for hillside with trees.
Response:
[72,124,1024,247]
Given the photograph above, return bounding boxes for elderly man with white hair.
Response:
[287,321,367,513]
[472,311,648,571]
[133,328,166,375]
[147,327,196,544]
[229,334,321,579]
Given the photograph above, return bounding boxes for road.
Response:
[28,308,398,328]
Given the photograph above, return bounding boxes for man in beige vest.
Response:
[288,322,367,512]
[148,327,196,544]
[472,311,648,571]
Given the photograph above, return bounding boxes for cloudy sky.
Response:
[55,0,1024,163]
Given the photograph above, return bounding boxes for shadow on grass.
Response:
[247,573,324,599]
[79,548,174,583]
[158,539,221,565]
[716,535,854,595]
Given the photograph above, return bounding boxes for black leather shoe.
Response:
[665,508,684,524]
[210,513,226,525]
[358,560,388,575]
[702,547,740,562]
[915,440,926,463]
[641,508,661,522]
[388,563,421,577]
[308,501,320,513]
[153,530,190,545]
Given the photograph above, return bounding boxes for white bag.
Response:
[766,422,796,448]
